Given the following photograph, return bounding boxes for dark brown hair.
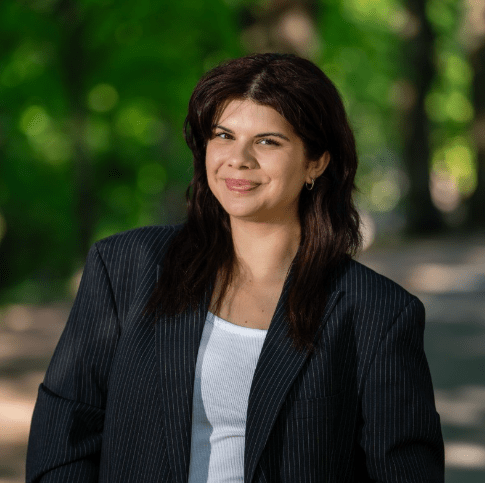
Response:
[145,53,361,352]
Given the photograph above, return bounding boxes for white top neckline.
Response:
[208,311,268,337]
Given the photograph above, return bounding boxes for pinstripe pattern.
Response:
[26,224,444,482]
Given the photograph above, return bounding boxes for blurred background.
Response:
[0,0,484,481]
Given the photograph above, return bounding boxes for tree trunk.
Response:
[55,0,95,258]
[468,42,485,228]
[401,0,444,234]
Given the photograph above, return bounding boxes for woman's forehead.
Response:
[214,99,293,132]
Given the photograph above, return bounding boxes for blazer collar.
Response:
[155,263,342,483]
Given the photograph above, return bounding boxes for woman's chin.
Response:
[218,198,261,218]
[226,209,299,226]
[225,209,263,222]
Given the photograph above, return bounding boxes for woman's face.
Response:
[205,99,328,225]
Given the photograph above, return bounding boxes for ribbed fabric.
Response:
[26,224,444,483]
[188,312,267,483]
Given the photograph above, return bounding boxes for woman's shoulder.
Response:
[94,223,182,246]
[335,257,422,317]
[93,223,183,268]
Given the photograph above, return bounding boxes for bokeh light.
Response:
[87,84,119,113]
[115,101,165,145]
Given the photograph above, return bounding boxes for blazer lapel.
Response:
[244,281,342,483]
[156,264,213,483]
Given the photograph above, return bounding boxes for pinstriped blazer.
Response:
[26,224,444,482]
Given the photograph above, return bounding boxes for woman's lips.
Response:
[225,178,259,192]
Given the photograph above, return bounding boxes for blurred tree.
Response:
[400,0,444,234]
[54,0,95,257]
[466,3,485,228]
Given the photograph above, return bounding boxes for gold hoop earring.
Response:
[305,178,315,191]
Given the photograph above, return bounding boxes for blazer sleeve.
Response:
[26,242,120,483]
[360,297,445,482]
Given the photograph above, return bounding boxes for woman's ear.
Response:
[308,151,330,181]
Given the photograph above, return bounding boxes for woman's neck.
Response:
[229,218,301,284]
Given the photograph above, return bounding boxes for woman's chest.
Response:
[214,281,283,330]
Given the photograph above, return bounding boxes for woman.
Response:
[27,53,444,482]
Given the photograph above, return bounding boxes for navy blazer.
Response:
[26,224,444,482]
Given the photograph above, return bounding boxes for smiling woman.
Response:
[26,53,444,483]
[155,53,363,340]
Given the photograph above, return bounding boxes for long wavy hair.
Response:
[145,53,361,352]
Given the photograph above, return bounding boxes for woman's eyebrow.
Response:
[213,124,233,133]
[255,132,290,141]
[213,125,290,142]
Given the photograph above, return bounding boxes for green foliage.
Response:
[316,0,406,213]
[315,0,475,216]
[0,0,243,303]
[425,0,476,199]
[0,0,478,303]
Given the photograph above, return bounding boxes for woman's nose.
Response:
[228,142,258,169]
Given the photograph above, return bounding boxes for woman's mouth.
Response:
[225,178,259,192]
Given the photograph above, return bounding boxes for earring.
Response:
[305,178,315,191]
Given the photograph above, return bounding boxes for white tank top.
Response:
[187,311,267,483]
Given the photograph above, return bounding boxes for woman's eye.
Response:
[258,138,280,146]
[215,132,232,139]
